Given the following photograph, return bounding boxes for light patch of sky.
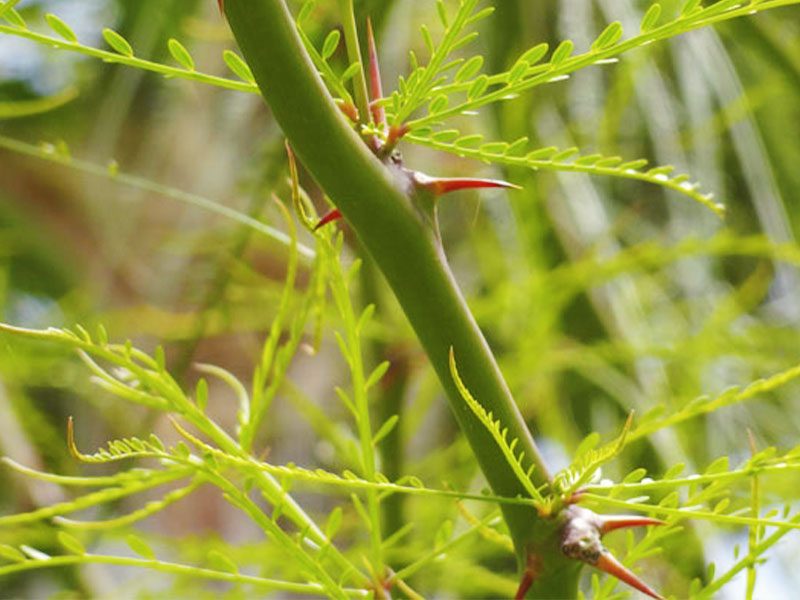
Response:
[0,0,116,94]
[704,523,800,598]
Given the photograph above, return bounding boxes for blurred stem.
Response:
[337,0,371,122]
[360,255,408,536]
[221,4,577,592]
[172,135,286,380]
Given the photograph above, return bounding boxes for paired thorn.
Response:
[304,17,520,233]
[312,172,518,231]
[559,505,665,600]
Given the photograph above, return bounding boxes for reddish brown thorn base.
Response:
[594,552,664,600]
[599,515,666,535]
[366,17,386,128]
[314,209,342,231]
[386,124,410,148]
[413,171,521,196]
[560,506,664,599]
[217,0,224,15]
[336,99,360,124]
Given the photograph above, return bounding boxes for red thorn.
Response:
[366,17,386,128]
[217,0,224,15]
[335,99,359,123]
[413,172,521,196]
[599,515,666,535]
[594,552,664,600]
[314,209,342,231]
[514,569,534,600]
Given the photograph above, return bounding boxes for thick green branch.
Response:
[223,0,553,549]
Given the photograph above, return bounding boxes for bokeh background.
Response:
[1,0,800,597]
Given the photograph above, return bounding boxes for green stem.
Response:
[223,0,574,594]
[0,554,367,597]
[324,238,384,576]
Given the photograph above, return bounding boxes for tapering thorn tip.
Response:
[594,552,664,600]
[314,209,343,231]
[599,515,666,534]
[366,17,386,127]
[414,172,521,196]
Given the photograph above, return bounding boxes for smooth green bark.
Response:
[223,1,578,595]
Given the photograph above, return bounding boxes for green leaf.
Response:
[365,361,391,390]
[467,75,489,100]
[455,55,483,83]
[0,544,26,563]
[195,377,208,411]
[126,534,155,559]
[451,32,479,52]
[620,158,649,170]
[45,14,77,42]
[324,506,343,539]
[57,531,85,555]
[647,165,676,176]
[432,129,460,142]
[455,134,483,149]
[207,549,238,573]
[519,43,549,66]
[640,3,662,32]
[574,153,604,166]
[506,136,529,156]
[341,61,361,82]
[297,0,316,25]
[429,94,449,114]
[420,24,434,54]
[434,519,453,547]
[623,468,648,483]
[507,60,529,85]
[551,147,579,161]
[526,146,558,160]
[704,456,729,475]
[592,22,623,51]
[574,432,600,459]
[223,50,254,83]
[372,415,399,447]
[1,6,25,28]
[167,38,195,70]
[681,0,703,17]
[154,345,166,371]
[465,6,495,25]
[321,30,341,60]
[663,463,685,479]
[102,28,134,57]
[713,498,730,513]
[551,40,574,65]
[481,141,509,155]
[148,434,166,452]
[436,0,449,27]
[0,87,78,120]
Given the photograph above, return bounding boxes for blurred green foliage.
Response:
[0,0,799,597]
